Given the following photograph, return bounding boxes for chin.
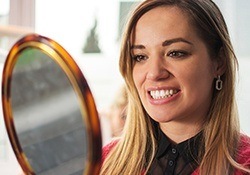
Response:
[151,116,175,123]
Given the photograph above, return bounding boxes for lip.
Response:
[147,86,181,105]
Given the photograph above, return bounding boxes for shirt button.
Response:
[172,148,176,154]
[168,160,174,166]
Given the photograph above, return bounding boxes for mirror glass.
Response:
[11,48,87,175]
[2,34,102,175]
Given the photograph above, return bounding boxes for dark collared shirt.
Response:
[147,130,203,175]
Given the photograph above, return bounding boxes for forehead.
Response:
[138,6,189,23]
[132,6,197,45]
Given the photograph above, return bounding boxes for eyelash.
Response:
[132,50,189,62]
[132,54,147,62]
[167,50,189,58]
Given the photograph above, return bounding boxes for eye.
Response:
[167,50,189,58]
[132,54,148,62]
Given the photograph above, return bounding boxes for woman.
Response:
[106,85,127,137]
[101,0,250,174]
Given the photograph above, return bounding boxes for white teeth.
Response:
[150,89,178,99]
[160,90,165,97]
[170,89,173,95]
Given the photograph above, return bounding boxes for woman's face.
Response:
[132,6,219,126]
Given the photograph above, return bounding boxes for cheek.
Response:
[132,66,147,103]
[132,66,143,89]
[181,62,215,92]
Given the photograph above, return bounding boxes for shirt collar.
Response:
[156,129,203,162]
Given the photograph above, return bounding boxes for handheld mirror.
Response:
[2,34,102,175]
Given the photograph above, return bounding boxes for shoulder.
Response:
[102,139,119,163]
[237,134,250,165]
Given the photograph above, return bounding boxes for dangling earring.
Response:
[216,75,223,90]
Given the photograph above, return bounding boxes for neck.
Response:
[159,120,203,144]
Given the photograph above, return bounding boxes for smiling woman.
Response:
[101,0,250,175]
[0,0,250,174]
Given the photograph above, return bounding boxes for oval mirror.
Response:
[2,34,102,175]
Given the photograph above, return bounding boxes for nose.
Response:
[146,57,170,81]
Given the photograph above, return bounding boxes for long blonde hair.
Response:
[101,0,249,174]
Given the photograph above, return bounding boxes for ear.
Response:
[213,47,226,77]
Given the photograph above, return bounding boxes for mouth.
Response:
[149,89,179,100]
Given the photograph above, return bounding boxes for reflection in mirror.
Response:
[10,48,87,175]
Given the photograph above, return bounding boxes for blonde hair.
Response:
[101,0,250,174]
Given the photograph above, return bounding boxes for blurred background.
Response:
[0,0,249,174]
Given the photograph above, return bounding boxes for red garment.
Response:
[102,135,250,174]
[102,139,119,163]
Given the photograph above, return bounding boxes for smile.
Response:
[149,89,179,99]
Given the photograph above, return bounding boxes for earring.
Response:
[216,75,223,90]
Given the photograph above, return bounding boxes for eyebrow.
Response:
[130,44,145,49]
[162,38,193,46]
[130,37,193,49]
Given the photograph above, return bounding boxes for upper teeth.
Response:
[150,89,177,99]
